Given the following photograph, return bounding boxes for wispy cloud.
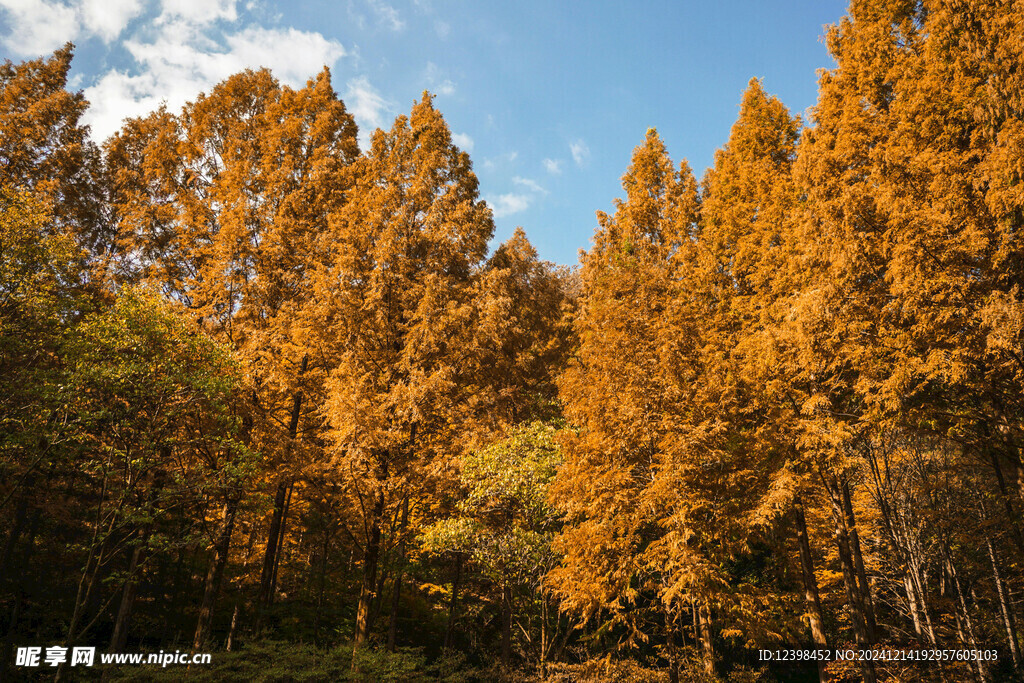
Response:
[487,192,532,218]
[345,75,393,150]
[513,176,546,194]
[366,0,403,30]
[482,150,517,170]
[425,61,455,96]
[570,139,590,167]
[158,0,235,25]
[542,158,562,175]
[452,132,473,152]
[434,20,449,39]
[487,173,546,219]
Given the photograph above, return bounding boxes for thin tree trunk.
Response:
[226,603,240,652]
[540,588,549,680]
[110,469,163,654]
[353,486,385,654]
[977,494,1019,667]
[990,452,1024,554]
[795,496,829,682]
[908,550,938,645]
[903,574,923,638]
[192,496,239,652]
[828,481,877,683]
[386,497,409,652]
[257,355,307,621]
[314,531,331,641]
[109,540,143,652]
[696,598,715,677]
[258,480,288,617]
[944,546,989,683]
[985,534,1020,669]
[269,480,294,600]
[841,479,877,642]
[501,584,512,667]
[443,554,463,651]
[58,472,118,682]
[663,603,679,683]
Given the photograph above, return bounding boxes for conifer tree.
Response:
[306,93,493,654]
[0,45,106,262]
[106,67,359,643]
[550,130,709,675]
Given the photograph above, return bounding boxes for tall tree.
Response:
[306,92,493,655]
[0,45,106,257]
[551,130,719,671]
[107,66,359,642]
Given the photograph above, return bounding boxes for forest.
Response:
[3,1,1024,681]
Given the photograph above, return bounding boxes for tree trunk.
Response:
[794,496,829,682]
[258,480,288,618]
[696,598,715,677]
[109,540,143,652]
[257,355,307,622]
[444,554,463,651]
[501,584,513,667]
[828,481,877,683]
[386,497,409,652]
[944,546,989,682]
[353,487,385,653]
[226,602,240,652]
[314,531,331,641]
[907,543,938,645]
[990,452,1024,554]
[903,574,923,638]
[664,603,679,683]
[985,534,1020,669]
[192,497,239,652]
[841,479,877,642]
[269,481,293,600]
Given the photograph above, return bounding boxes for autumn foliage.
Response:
[4,2,1024,681]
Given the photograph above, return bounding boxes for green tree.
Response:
[421,422,563,670]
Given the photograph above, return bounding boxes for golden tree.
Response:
[306,93,493,653]
[106,66,359,645]
[550,130,719,677]
[0,45,106,262]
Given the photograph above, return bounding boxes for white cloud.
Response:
[452,132,473,152]
[425,61,455,96]
[224,26,345,83]
[482,150,517,170]
[512,176,545,194]
[366,0,402,30]
[0,0,78,56]
[81,7,347,142]
[345,75,393,150]
[0,0,143,56]
[487,192,531,218]
[157,0,235,25]
[433,20,449,39]
[82,0,145,41]
[570,139,590,167]
[542,158,562,175]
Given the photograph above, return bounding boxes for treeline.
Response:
[2,1,1024,681]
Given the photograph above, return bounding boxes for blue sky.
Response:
[1,0,848,265]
